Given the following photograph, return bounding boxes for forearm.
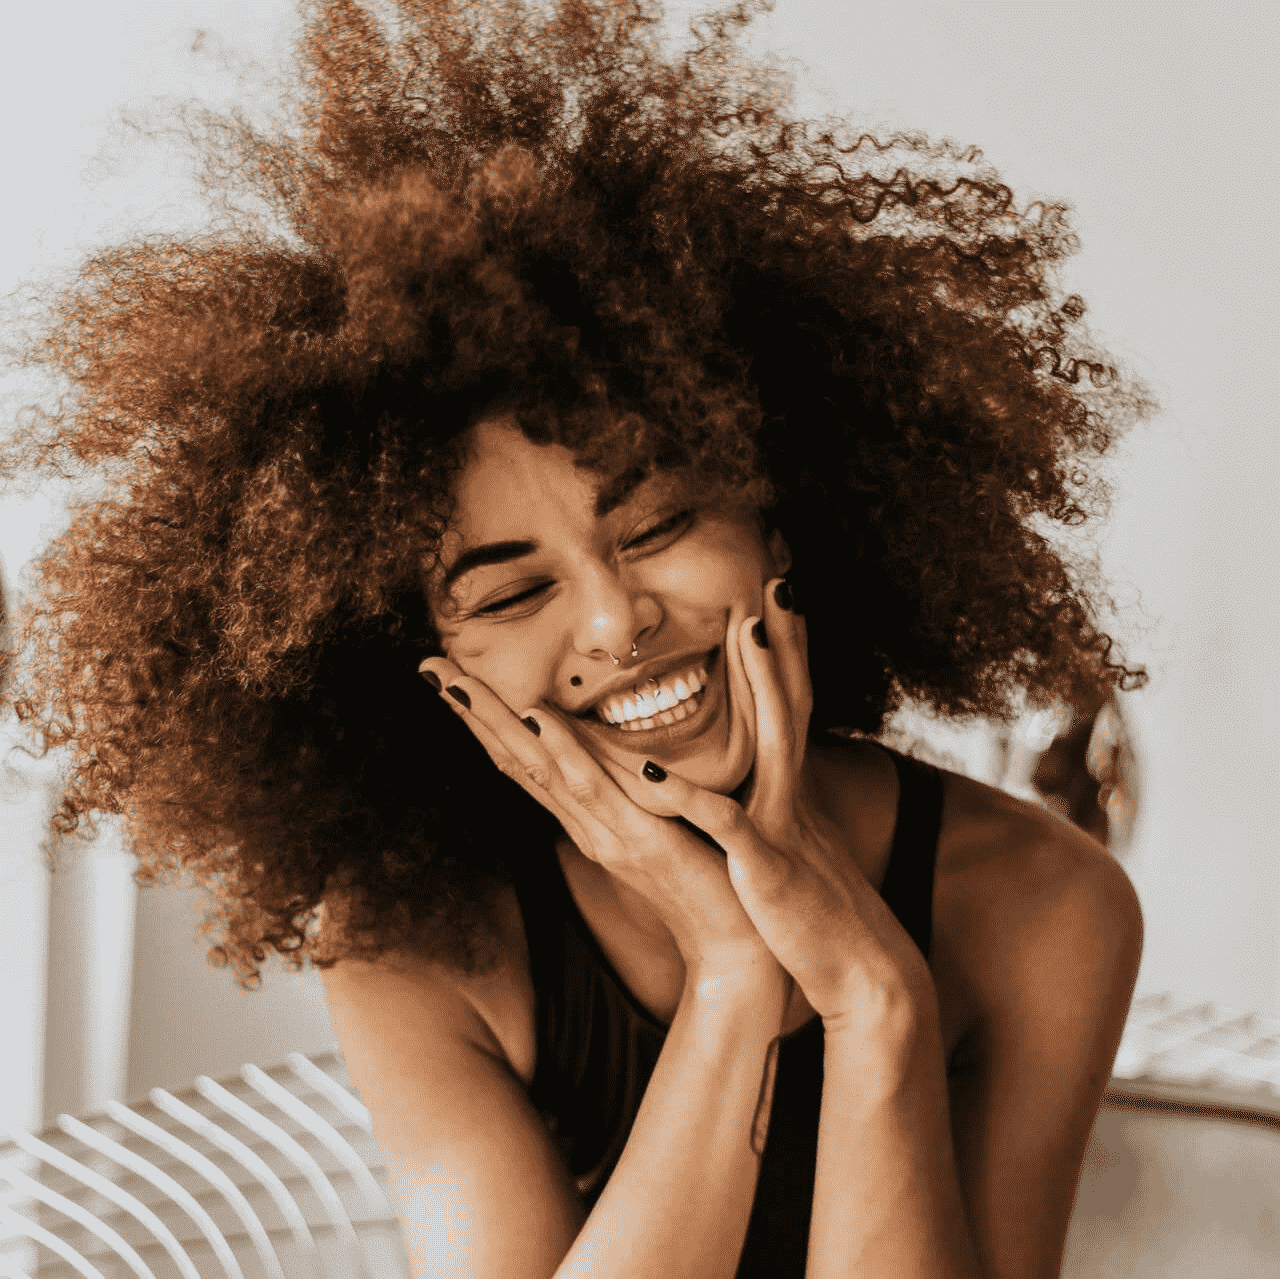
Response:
[555,970,790,1279]
[807,993,983,1279]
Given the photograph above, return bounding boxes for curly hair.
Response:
[0,0,1152,988]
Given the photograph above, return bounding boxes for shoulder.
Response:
[931,769,1143,1071]
[317,884,540,1089]
[929,772,1144,1275]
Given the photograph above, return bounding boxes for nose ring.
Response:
[608,641,640,665]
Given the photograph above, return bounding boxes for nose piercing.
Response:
[607,641,639,665]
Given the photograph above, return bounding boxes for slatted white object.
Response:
[3,993,1279,1278]
[0,1052,409,1279]
[1108,991,1280,1117]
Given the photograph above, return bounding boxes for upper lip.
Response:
[571,648,715,718]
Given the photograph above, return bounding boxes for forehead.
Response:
[447,417,669,541]
[454,419,588,525]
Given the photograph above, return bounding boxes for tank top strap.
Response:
[876,744,945,961]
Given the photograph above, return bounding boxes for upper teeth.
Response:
[597,665,708,725]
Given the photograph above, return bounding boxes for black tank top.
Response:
[506,741,944,1277]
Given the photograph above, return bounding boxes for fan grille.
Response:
[0,1051,408,1279]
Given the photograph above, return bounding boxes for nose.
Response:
[572,562,661,660]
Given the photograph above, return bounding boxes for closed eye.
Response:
[629,508,694,545]
[475,583,548,615]
[473,509,696,617]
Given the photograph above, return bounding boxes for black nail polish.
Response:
[445,685,471,709]
[643,760,667,782]
[774,579,793,611]
[522,715,541,736]
[420,668,442,692]
[751,619,769,649]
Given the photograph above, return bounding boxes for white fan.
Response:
[0,1051,409,1279]
[5,994,1280,1279]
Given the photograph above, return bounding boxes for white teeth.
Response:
[619,693,697,730]
[599,659,711,726]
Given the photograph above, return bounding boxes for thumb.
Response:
[636,759,789,885]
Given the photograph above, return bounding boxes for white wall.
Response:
[666,0,1280,1013]
[0,0,1276,1135]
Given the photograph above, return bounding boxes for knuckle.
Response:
[721,795,752,832]
[523,761,554,790]
[564,773,601,809]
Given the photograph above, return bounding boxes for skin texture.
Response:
[415,414,1145,1279]
[425,415,797,963]
[430,416,786,796]
[0,0,1152,993]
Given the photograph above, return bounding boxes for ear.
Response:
[766,525,793,577]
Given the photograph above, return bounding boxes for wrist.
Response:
[822,973,928,1051]
[685,952,791,1019]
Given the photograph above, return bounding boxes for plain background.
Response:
[0,1,1277,1129]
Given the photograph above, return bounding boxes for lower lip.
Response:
[583,647,722,749]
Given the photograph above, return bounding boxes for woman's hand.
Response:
[416,656,793,1005]
[631,579,937,1039]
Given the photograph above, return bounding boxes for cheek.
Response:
[661,548,763,630]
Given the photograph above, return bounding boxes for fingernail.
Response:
[773,579,793,611]
[642,760,667,782]
[445,685,470,709]
[521,715,541,736]
[420,667,442,692]
[751,619,768,649]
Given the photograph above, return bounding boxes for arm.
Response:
[558,968,791,1279]
[805,813,1143,1279]
[808,986,983,1278]
[323,947,790,1279]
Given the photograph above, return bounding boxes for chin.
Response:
[667,740,754,798]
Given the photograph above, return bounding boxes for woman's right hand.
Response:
[418,658,793,1002]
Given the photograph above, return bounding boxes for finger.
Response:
[419,659,589,837]
[737,607,796,836]
[421,659,524,773]
[764,577,814,769]
[519,704,656,838]
[637,758,793,898]
[419,659,652,855]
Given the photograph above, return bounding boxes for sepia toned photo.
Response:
[1,2,1275,1275]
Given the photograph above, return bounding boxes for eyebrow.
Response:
[443,539,540,587]
[442,465,660,589]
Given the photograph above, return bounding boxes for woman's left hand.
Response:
[633,577,937,1039]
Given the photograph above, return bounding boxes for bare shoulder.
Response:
[429,881,540,1089]
[931,769,1144,1070]
[317,885,539,1089]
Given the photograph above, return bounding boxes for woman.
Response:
[1,1,1150,1275]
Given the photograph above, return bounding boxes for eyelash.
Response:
[473,510,695,616]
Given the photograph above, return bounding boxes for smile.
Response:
[578,647,722,747]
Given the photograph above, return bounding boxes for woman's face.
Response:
[428,416,791,795]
